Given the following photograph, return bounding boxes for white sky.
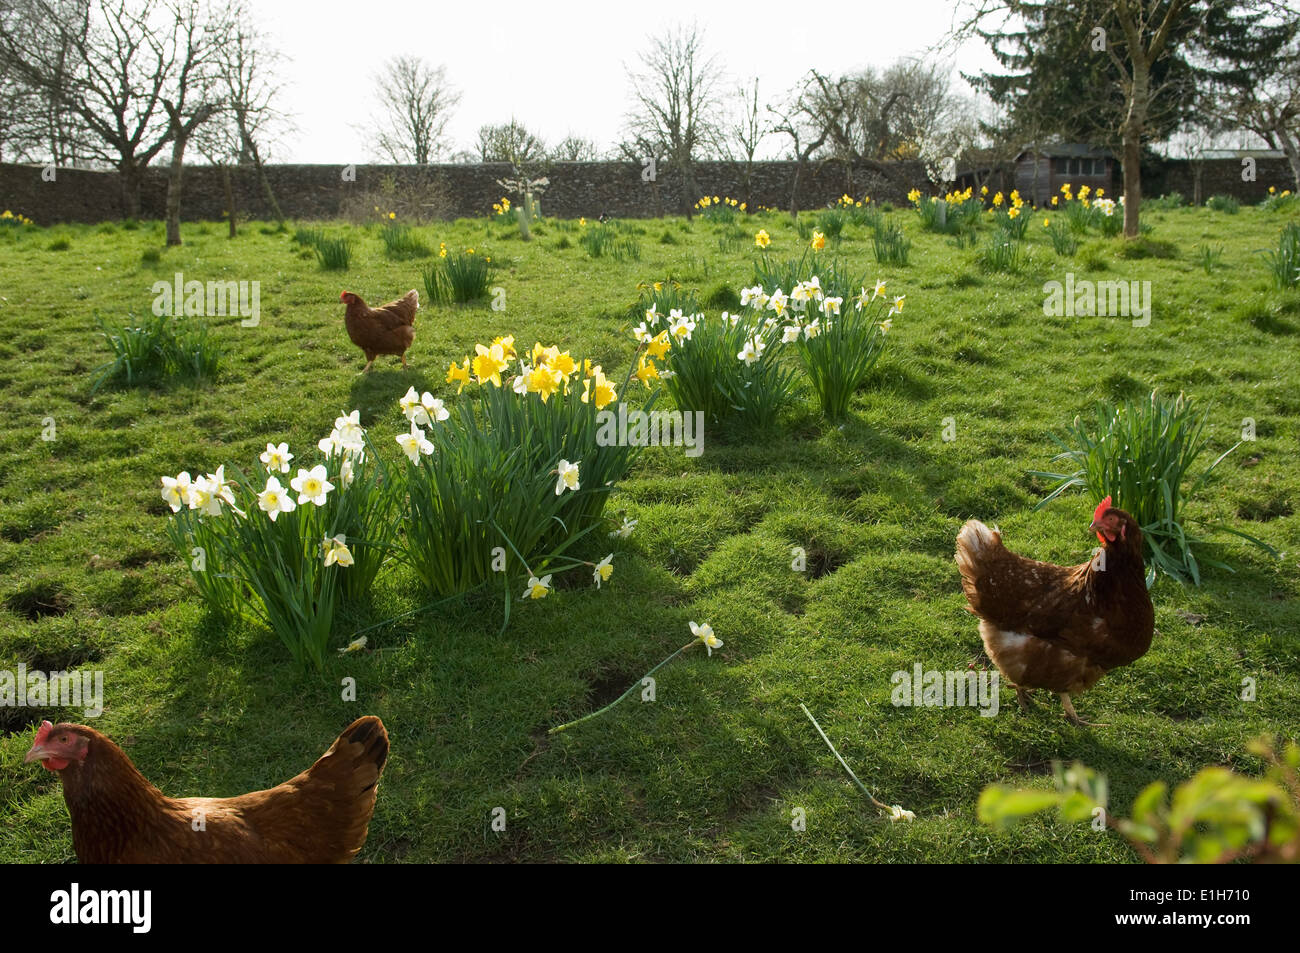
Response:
[254,0,1005,163]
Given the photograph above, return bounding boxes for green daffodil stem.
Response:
[799,702,891,812]
[549,640,697,735]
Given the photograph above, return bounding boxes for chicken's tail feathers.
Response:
[955,519,1002,579]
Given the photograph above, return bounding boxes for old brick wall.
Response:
[0,156,1292,224]
[0,159,923,224]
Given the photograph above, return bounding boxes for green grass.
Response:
[1,206,1298,863]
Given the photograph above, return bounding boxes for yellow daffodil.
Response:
[446,358,471,392]
[755,229,770,248]
[811,231,826,251]
[992,192,1004,207]
[634,354,658,386]
[581,368,618,410]
[646,330,671,360]
[491,334,517,360]
[338,635,367,654]
[472,342,509,387]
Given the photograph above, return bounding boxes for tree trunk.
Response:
[165,132,189,246]
[1120,64,1149,239]
[119,160,143,219]
[251,147,284,223]
[1276,126,1300,193]
[221,163,236,238]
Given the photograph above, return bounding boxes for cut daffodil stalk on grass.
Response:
[549,621,723,735]
[800,703,914,822]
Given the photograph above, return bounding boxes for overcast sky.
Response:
[255,0,1006,163]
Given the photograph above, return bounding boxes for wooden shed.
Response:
[1014,144,1115,206]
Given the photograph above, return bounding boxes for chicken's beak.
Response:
[24,741,50,763]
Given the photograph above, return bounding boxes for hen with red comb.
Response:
[955,497,1153,725]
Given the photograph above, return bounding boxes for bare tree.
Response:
[197,7,290,233]
[767,75,829,219]
[0,0,89,164]
[370,56,459,164]
[550,134,601,161]
[622,23,726,216]
[722,77,767,205]
[0,0,232,216]
[1216,40,1300,192]
[477,119,548,165]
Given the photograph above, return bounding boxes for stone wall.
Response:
[0,156,1292,225]
[0,159,925,224]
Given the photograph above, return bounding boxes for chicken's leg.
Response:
[1060,692,1107,727]
[361,358,375,373]
[1014,686,1035,711]
[400,353,408,370]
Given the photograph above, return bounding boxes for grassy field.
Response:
[1,200,1298,863]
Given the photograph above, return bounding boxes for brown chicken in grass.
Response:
[341,288,418,372]
[955,497,1154,726]
[25,716,388,863]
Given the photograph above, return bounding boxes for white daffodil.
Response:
[338,635,367,654]
[512,369,529,395]
[690,620,722,655]
[339,457,356,489]
[323,534,355,567]
[888,804,915,822]
[782,325,802,344]
[333,410,365,448]
[209,465,237,509]
[419,392,449,424]
[763,315,778,330]
[880,318,893,335]
[160,471,192,513]
[658,368,676,379]
[803,319,821,340]
[668,308,684,322]
[290,464,334,506]
[806,275,823,299]
[609,516,637,539]
[669,314,696,342]
[889,295,906,317]
[523,574,552,599]
[856,287,872,310]
[738,338,762,365]
[739,285,760,307]
[257,476,296,521]
[633,321,652,344]
[873,278,887,299]
[187,473,219,515]
[645,303,659,325]
[396,426,434,464]
[592,553,614,589]
[767,289,788,317]
[820,296,842,316]
[259,442,293,474]
[399,386,422,419]
[555,459,580,495]
[726,312,740,327]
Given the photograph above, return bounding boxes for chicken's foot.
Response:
[1014,686,1035,711]
[1060,693,1108,727]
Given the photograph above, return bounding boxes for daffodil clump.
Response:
[643,298,801,429]
[1261,186,1297,213]
[694,194,746,223]
[399,335,644,600]
[0,209,35,227]
[1055,183,1122,237]
[988,189,1029,239]
[421,245,495,304]
[157,412,401,670]
[745,270,901,420]
[909,186,982,235]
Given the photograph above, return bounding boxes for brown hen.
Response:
[341,288,418,372]
[25,716,388,863]
[954,497,1154,725]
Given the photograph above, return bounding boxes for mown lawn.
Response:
[1,201,1297,863]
